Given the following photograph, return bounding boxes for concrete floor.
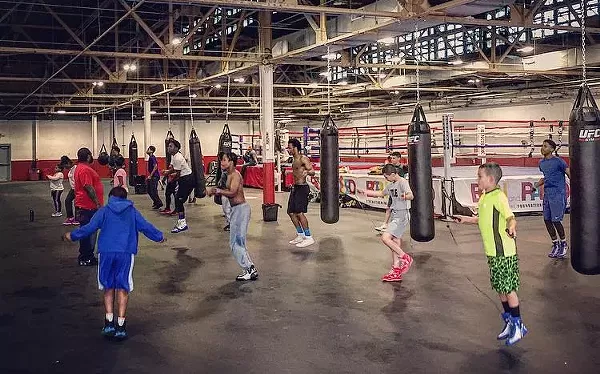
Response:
[0,181,599,374]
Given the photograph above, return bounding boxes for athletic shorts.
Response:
[487,255,520,294]
[543,193,566,222]
[98,252,135,292]
[386,210,409,239]
[287,184,310,214]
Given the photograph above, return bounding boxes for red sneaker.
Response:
[382,268,403,282]
[159,209,172,215]
[398,254,413,275]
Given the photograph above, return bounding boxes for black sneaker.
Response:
[236,265,258,281]
[223,224,230,231]
[101,319,116,338]
[79,257,98,266]
[114,321,128,341]
[152,203,163,210]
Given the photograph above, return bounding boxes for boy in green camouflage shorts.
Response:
[454,162,528,346]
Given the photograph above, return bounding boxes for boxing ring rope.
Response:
[298,115,570,216]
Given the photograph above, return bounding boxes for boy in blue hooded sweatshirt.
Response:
[63,186,165,340]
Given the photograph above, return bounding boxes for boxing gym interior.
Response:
[1,1,600,373]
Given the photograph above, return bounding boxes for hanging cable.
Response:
[131,101,135,134]
[581,0,587,85]
[415,22,420,104]
[188,86,194,129]
[327,45,331,115]
[225,75,231,124]
[166,92,172,130]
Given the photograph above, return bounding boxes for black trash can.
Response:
[262,203,281,222]
[133,175,147,195]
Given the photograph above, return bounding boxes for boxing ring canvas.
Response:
[304,165,570,216]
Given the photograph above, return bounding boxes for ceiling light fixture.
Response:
[57,110,66,114]
[123,63,137,72]
[92,81,104,87]
[321,53,339,60]
[378,37,395,45]
[150,110,157,115]
[233,77,245,83]
[517,45,534,53]
[189,93,197,98]
[214,84,222,89]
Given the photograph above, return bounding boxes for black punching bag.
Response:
[128,134,138,186]
[569,84,600,275]
[407,104,435,242]
[320,115,339,224]
[215,124,233,205]
[165,130,174,167]
[189,129,207,198]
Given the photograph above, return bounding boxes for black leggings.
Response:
[545,220,566,241]
[51,190,63,213]
[175,174,196,215]
[65,189,75,218]
[165,181,177,210]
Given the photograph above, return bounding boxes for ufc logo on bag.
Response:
[578,129,600,142]
[408,135,420,144]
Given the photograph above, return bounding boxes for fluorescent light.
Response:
[378,37,395,45]
[517,46,534,53]
[171,37,182,46]
[57,110,66,114]
[321,53,338,60]
[233,77,245,83]
[468,79,475,83]
[189,93,197,98]
[214,84,222,89]
[150,110,157,115]
[449,59,463,65]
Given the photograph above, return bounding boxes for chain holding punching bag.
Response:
[569,84,600,275]
[320,115,339,224]
[407,104,435,242]
[189,129,207,198]
[215,124,233,205]
[128,134,138,186]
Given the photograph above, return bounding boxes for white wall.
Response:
[0,120,33,160]
[3,117,254,161]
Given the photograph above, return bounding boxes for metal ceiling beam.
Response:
[0,46,261,62]
[118,0,168,53]
[4,0,148,118]
[41,2,114,78]
[147,0,476,19]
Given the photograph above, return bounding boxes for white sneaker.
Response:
[296,236,315,248]
[52,212,63,217]
[375,223,387,232]
[289,235,304,245]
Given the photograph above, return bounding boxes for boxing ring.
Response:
[294,115,571,215]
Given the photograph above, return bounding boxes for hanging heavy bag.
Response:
[165,130,174,167]
[128,134,138,186]
[189,129,207,198]
[214,124,233,205]
[98,144,109,166]
[407,104,435,242]
[320,115,339,224]
[569,84,600,275]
